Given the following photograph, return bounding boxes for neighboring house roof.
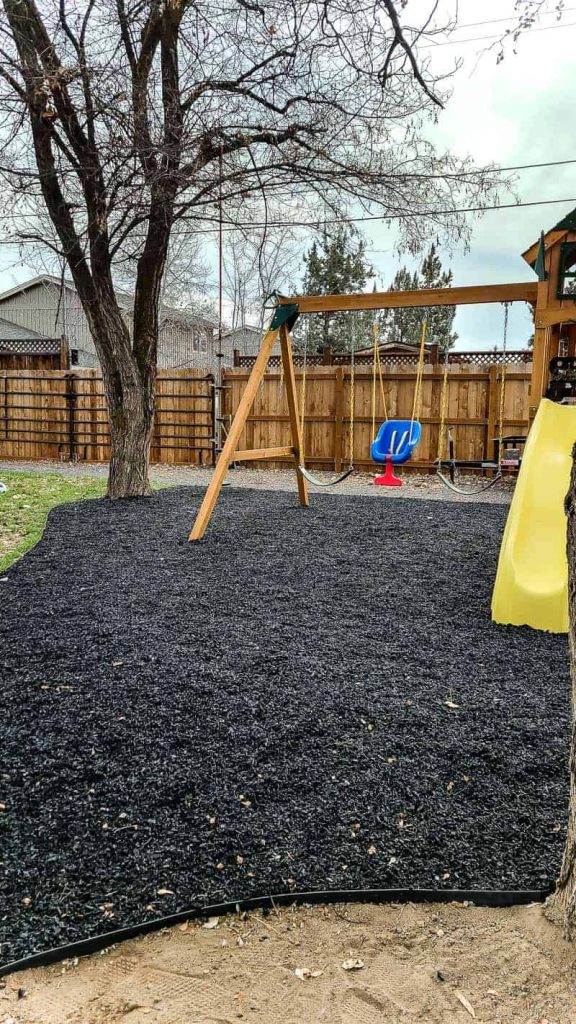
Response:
[223,324,261,338]
[0,314,59,353]
[0,275,217,330]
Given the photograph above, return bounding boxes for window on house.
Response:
[557,242,576,299]
[70,349,79,365]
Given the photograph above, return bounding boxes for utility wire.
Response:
[420,18,576,48]
[1,195,576,245]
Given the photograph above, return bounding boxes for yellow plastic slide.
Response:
[492,398,576,633]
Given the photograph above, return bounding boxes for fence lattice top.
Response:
[234,349,533,369]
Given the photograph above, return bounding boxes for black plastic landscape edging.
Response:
[0,886,553,978]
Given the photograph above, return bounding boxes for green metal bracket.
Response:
[270,302,300,332]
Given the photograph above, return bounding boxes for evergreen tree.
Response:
[381,244,458,350]
[300,226,374,352]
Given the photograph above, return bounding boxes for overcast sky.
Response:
[363,0,576,347]
[0,0,574,349]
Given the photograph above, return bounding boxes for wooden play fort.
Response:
[189,209,576,540]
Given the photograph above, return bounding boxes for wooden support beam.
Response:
[534,306,576,328]
[189,326,281,541]
[234,445,295,461]
[279,323,309,506]
[280,282,538,314]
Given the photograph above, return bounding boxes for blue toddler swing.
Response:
[370,322,426,487]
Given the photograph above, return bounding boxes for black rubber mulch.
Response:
[0,486,570,964]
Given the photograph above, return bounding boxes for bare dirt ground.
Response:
[3,902,576,1024]
[0,459,515,504]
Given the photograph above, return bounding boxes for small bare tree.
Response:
[224,224,302,331]
[0,0,502,497]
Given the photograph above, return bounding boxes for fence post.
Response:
[486,363,498,465]
[1,375,7,440]
[333,366,344,471]
[233,348,240,367]
[322,345,332,365]
[65,372,77,461]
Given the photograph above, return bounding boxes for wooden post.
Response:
[334,366,345,471]
[59,335,70,370]
[189,326,282,540]
[279,323,309,507]
[529,325,550,418]
[486,363,498,465]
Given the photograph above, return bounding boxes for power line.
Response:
[167,195,576,233]
[420,18,576,48]
[0,195,574,245]
[0,158,574,230]
[439,7,574,32]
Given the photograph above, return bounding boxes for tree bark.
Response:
[94,317,156,500]
[106,369,155,499]
[547,447,576,934]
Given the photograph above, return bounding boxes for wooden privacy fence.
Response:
[0,369,215,464]
[223,364,532,472]
[0,364,531,472]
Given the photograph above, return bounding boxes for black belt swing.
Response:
[295,315,357,488]
[435,303,509,495]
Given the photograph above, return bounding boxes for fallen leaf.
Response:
[486,989,500,997]
[444,700,459,709]
[447,781,455,792]
[202,917,220,929]
[236,855,244,865]
[156,888,174,896]
[455,990,475,1018]
[367,845,377,855]
[342,958,364,971]
[178,923,189,932]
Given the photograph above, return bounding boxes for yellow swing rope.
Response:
[410,320,427,434]
[371,323,388,437]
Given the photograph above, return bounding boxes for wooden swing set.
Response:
[189,280,540,541]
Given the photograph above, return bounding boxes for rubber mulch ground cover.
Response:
[0,486,570,965]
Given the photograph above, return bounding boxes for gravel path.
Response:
[0,486,568,966]
[0,458,516,503]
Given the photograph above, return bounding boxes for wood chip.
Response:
[455,990,475,1017]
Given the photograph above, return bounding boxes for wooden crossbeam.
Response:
[535,307,576,328]
[234,445,295,461]
[279,282,538,314]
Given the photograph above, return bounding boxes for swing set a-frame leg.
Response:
[279,323,309,508]
[189,326,281,541]
[189,320,308,541]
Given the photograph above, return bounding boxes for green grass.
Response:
[0,471,106,572]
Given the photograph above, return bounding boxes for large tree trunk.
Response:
[97,324,156,500]
[547,450,576,934]
[106,374,155,499]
